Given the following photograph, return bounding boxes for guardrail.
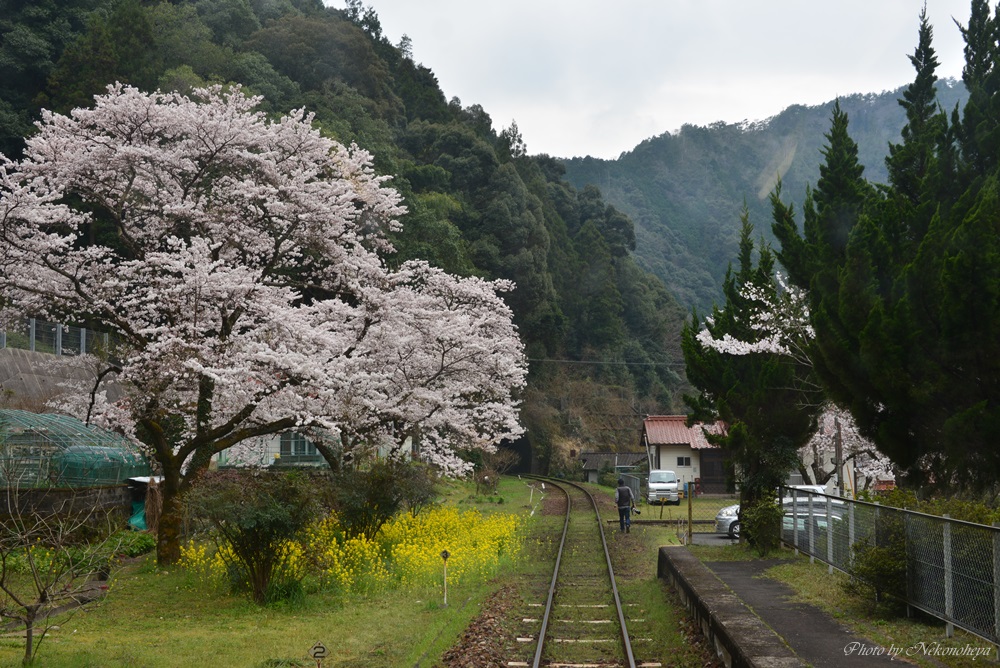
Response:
[779,485,1000,645]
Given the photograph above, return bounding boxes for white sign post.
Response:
[308,641,328,668]
[441,549,450,607]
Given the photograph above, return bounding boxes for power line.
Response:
[526,357,686,367]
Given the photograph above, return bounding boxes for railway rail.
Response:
[511,477,662,668]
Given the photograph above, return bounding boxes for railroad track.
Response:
[509,477,662,668]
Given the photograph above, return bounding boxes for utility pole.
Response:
[834,416,844,497]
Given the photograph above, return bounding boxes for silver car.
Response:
[715,485,829,539]
[715,503,741,538]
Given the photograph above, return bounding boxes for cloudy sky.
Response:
[353,1,974,159]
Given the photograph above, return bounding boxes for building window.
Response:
[280,432,316,457]
[677,456,691,467]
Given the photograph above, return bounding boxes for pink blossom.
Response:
[0,84,526,479]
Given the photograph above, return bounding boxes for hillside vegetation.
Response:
[563,82,969,311]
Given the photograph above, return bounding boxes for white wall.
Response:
[653,445,700,488]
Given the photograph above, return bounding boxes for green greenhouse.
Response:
[0,409,150,488]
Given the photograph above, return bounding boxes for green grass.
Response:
[762,555,996,667]
[0,562,503,667]
[0,476,537,668]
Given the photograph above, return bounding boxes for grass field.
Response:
[3,477,981,667]
[0,477,537,668]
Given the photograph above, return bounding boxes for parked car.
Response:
[647,469,680,505]
[715,485,831,539]
[715,502,741,538]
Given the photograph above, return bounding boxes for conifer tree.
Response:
[885,4,946,243]
[683,209,819,514]
[766,4,1000,490]
[772,102,873,415]
[954,0,1000,177]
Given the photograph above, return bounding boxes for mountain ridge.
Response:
[561,79,969,311]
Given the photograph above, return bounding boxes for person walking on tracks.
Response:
[615,478,636,533]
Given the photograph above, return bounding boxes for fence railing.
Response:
[778,485,1000,645]
[1,318,110,357]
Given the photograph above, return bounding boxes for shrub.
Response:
[841,502,907,614]
[114,531,157,558]
[185,470,321,604]
[326,459,437,540]
[842,541,907,615]
[741,498,783,556]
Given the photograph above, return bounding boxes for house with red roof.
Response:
[641,415,729,494]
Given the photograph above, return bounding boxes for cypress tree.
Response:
[771,4,1000,490]
[885,4,946,246]
[683,209,819,513]
[772,102,873,417]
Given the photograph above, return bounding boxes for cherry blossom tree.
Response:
[0,84,526,563]
[799,405,894,494]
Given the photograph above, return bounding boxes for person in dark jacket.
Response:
[615,478,635,533]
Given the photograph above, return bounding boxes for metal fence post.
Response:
[808,494,815,564]
[993,521,1000,651]
[848,503,855,569]
[55,323,62,356]
[687,487,693,544]
[826,495,834,574]
[81,327,87,355]
[792,489,799,554]
[944,514,954,638]
[28,318,35,352]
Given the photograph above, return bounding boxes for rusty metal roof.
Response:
[642,415,724,450]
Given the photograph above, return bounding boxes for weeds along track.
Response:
[509,477,660,668]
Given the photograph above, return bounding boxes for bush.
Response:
[185,470,321,604]
[842,541,907,615]
[841,505,907,614]
[741,498,783,556]
[326,460,437,540]
[114,530,157,558]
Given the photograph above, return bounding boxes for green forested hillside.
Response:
[563,82,969,311]
[0,0,687,467]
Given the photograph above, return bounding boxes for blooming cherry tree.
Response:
[0,85,526,563]
[696,272,893,493]
[799,404,894,493]
[696,272,813,365]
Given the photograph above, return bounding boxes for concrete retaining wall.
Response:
[657,546,802,668]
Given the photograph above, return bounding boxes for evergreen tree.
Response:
[770,5,1000,491]
[885,4,945,241]
[772,102,874,417]
[683,209,819,513]
[954,0,1000,177]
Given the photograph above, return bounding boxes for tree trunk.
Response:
[22,611,35,666]
[156,472,184,565]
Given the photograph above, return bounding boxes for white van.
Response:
[647,470,680,505]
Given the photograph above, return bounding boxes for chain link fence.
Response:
[778,485,1000,645]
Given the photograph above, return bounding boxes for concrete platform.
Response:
[659,546,901,668]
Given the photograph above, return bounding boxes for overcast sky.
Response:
[346,1,974,159]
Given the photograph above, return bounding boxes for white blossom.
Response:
[800,404,894,491]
